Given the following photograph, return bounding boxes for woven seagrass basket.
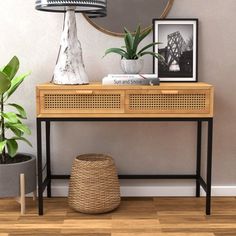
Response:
[68,154,120,214]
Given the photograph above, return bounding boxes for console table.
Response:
[36,82,214,215]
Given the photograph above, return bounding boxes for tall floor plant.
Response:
[0,56,31,164]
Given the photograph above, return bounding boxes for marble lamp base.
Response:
[53,7,89,85]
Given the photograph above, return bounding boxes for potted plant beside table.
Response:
[0,56,36,215]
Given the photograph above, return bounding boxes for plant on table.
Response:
[0,56,31,164]
[104,25,164,74]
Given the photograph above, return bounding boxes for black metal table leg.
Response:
[46,121,51,198]
[36,117,213,215]
[37,119,43,215]
[206,118,213,215]
[196,121,202,197]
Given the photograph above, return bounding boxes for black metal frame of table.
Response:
[36,117,213,215]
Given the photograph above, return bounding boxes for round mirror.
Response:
[84,0,174,37]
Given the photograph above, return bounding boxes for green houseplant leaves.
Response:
[104,25,163,61]
[3,56,19,81]
[0,56,31,164]
[0,72,11,94]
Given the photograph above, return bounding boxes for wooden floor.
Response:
[0,197,236,235]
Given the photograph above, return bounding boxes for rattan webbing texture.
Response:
[68,154,120,214]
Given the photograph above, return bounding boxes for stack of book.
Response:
[102,74,160,86]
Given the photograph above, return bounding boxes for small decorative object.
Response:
[35,0,107,85]
[153,18,198,82]
[68,154,120,214]
[102,74,160,86]
[104,25,163,74]
[0,56,36,215]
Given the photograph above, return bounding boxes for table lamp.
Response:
[35,0,107,85]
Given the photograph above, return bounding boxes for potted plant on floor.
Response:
[104,25,164,74]
[0,56,36,205]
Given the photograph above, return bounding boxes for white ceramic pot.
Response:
[121,58,144,74]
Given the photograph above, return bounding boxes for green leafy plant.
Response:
[104,25,163,60]
[0,56,31,164]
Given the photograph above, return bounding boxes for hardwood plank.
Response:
[61,219,112,234]
[111,220,161,234]
[0,197,235,235]
[61,234,111,236]
[7,230,61,235]
[112,234,214,236]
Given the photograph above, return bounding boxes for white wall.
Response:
[0,0,236,196]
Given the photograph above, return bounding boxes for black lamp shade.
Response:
[35,0,107,17]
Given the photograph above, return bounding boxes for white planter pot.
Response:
[121,59,144,74]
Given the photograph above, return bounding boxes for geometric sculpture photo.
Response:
[167,31,187,72]
[35,0,107,84]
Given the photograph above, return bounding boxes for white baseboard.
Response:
[48,185,236,197]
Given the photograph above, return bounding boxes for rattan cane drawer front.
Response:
[126,89,211,114]
[36,83,214,118]
[39,90,125,114]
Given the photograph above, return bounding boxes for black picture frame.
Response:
[153,18,198,82]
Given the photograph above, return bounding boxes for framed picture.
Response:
[153,19,198,82]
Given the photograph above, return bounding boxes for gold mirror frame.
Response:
[83,0,174,37]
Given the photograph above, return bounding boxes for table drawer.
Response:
[38,89,125,114]
[125,89,211,114]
